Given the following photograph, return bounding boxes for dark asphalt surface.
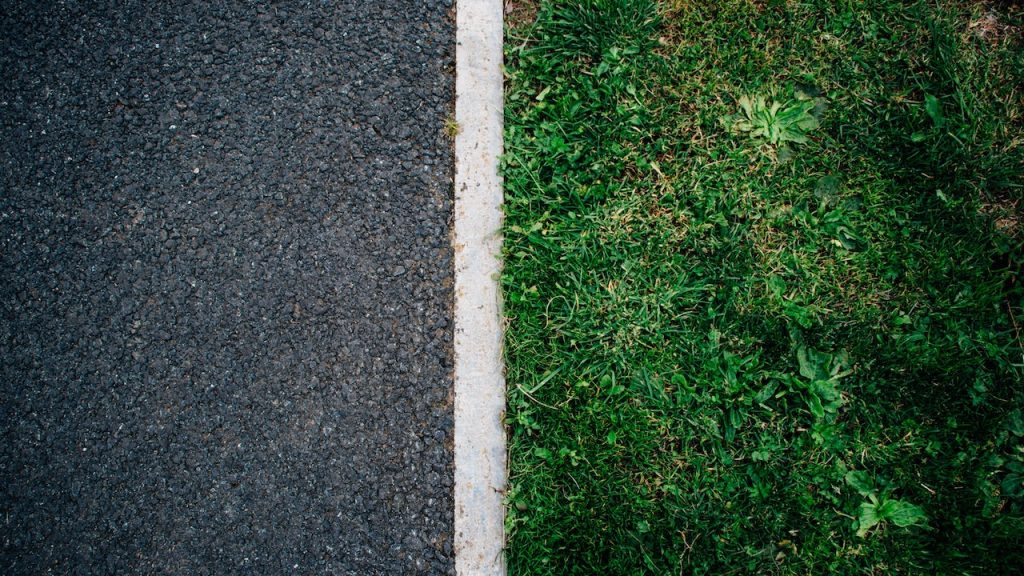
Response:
[0,1,455,573]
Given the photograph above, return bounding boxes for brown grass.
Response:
[505,0,539,30]
[979,193,1022,237]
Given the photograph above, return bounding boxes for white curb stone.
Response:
[453,0,506,575]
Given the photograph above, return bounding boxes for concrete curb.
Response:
[452,0,506,575]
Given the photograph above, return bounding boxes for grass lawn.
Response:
[501,0,1024,573]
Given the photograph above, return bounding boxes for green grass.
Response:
[501,0,1024,574]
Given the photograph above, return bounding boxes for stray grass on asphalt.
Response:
[502,1,1024,574]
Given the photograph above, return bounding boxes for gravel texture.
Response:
[0,1,455,574]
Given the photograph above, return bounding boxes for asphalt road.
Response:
[1,1,455,574]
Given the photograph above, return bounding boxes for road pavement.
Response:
[1,1,456,573]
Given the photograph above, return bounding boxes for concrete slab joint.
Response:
[453,0,506,575]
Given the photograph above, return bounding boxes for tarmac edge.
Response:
[452,1,506,575]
